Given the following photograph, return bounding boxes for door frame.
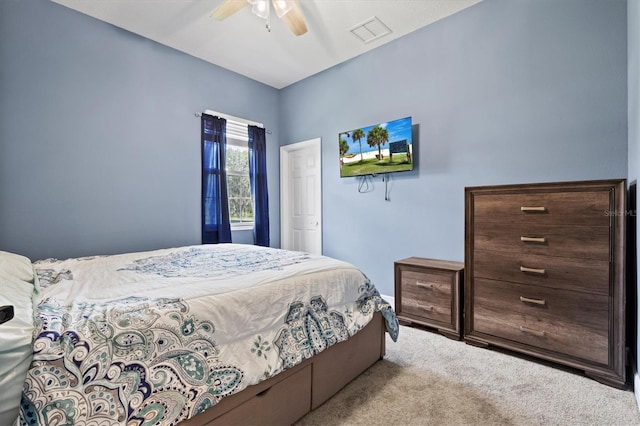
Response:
[280,138,322,254]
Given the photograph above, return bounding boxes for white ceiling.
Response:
[53,0,482,89]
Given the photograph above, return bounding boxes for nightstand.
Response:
[394,257,464,340]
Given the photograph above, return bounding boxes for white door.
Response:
[280,138,322,254]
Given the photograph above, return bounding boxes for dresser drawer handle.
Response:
[416,281,434,289]
[519,326,546,337]
[520,206,547,212]
[520,236,547,243]
[520,266,546,275]
[519,296,546,305]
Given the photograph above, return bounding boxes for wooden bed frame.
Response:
[181,312,386,425]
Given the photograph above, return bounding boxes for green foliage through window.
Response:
[226,143,254,225]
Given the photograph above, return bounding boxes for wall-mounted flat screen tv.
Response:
[339,116,413,178]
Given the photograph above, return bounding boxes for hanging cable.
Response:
[266,0,271,32]
[358,175,374,193]
[383,174,391,201]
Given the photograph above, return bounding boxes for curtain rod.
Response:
[195,109,269,131]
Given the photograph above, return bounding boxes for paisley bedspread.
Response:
[19,244,398,425]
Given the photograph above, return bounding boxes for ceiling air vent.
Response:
[349,16,392,44]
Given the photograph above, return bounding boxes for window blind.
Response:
[204,110,263,142]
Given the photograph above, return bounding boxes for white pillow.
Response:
[0,251,35,284]
[0,254,36,425]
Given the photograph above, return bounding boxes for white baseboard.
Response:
[630,349,640,412]
[381,294,395,308]
[635,370,640,411]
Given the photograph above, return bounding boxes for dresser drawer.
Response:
[400,270,452,323]
[473,222,610,260]
[474,250,610,295]
[471,278,609,365]
[472,190,610,227]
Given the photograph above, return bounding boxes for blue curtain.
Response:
[201,114,232,244]
[248,125,270,247]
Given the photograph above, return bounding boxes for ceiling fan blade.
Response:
[210,0,249,20]
[280,1,307,36]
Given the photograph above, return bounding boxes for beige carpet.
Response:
[296,325,640,426]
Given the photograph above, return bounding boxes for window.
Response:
[203,110,263,232]
[226,137,253,230]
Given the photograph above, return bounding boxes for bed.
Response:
[0,244,398,425]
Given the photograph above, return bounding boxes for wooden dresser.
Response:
[394,257,464,340]
[464,179,626,388]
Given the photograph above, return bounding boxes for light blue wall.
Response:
[0,0,280,260]
[628,0,640,398]
[0,0,629,300]
[280,0,628,296]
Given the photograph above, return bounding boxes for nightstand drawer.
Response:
[472,278,609,365]
[401,270,452,299]
[400,287,451,324]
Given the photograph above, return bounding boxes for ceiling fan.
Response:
[211,0,308,36]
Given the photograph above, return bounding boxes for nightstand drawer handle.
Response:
[416,281,433,289]
[520,266,546,275]
[521,206,547,212]
[519,296,546,305]
[519,326,546,337]
[520,236,547,243]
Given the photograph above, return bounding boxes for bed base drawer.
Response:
[210,365,312,426]
[181,312,386,426]
[311,309,386,409]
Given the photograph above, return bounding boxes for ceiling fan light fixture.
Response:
[251,0,269,19]
[272,0,292,18]
[211,0,307,36]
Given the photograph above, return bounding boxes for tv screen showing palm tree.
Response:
[339,116,413,178]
